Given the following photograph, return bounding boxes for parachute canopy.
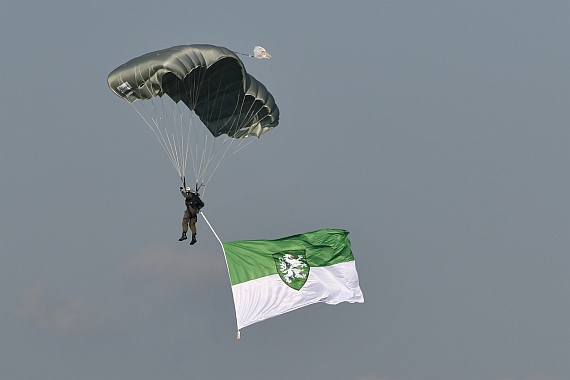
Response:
[107,44,279,189]
[108,44,279,139]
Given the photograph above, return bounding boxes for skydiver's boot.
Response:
[178,232,187,241]
[190,234,197,245]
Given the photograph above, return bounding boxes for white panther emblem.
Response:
[273,250,309,290]
[279,253,308,283]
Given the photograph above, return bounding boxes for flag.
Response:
[222,229,364,331]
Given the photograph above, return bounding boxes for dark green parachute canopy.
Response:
[107,44,279,138]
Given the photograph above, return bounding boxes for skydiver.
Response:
[178,187,204,245]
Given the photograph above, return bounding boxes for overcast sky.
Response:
[2,1,570,380]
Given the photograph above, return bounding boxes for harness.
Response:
[185,194,203,216]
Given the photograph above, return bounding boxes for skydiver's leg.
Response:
[189,216,197,245]
[179,209,189,241]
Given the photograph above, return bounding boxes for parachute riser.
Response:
[181,176,204,195]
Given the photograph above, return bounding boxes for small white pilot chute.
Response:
[253,46,271,59]
[234,46,272,59]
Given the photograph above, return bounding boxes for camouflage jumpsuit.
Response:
[180,188,204,237]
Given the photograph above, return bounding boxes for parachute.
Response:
[253,46,271,59]
[107,44,279,192]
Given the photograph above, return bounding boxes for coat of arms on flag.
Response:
[273,250,309,290]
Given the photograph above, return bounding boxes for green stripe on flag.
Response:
[222,229,354,286]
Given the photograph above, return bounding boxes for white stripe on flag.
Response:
[231,261,363,330]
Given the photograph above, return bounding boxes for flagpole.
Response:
[200,212,241,339]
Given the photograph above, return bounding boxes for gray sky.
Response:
[2,1,570,380]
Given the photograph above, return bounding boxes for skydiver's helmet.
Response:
[185,187,199,196]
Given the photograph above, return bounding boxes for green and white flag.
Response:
[222,229,364,331]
